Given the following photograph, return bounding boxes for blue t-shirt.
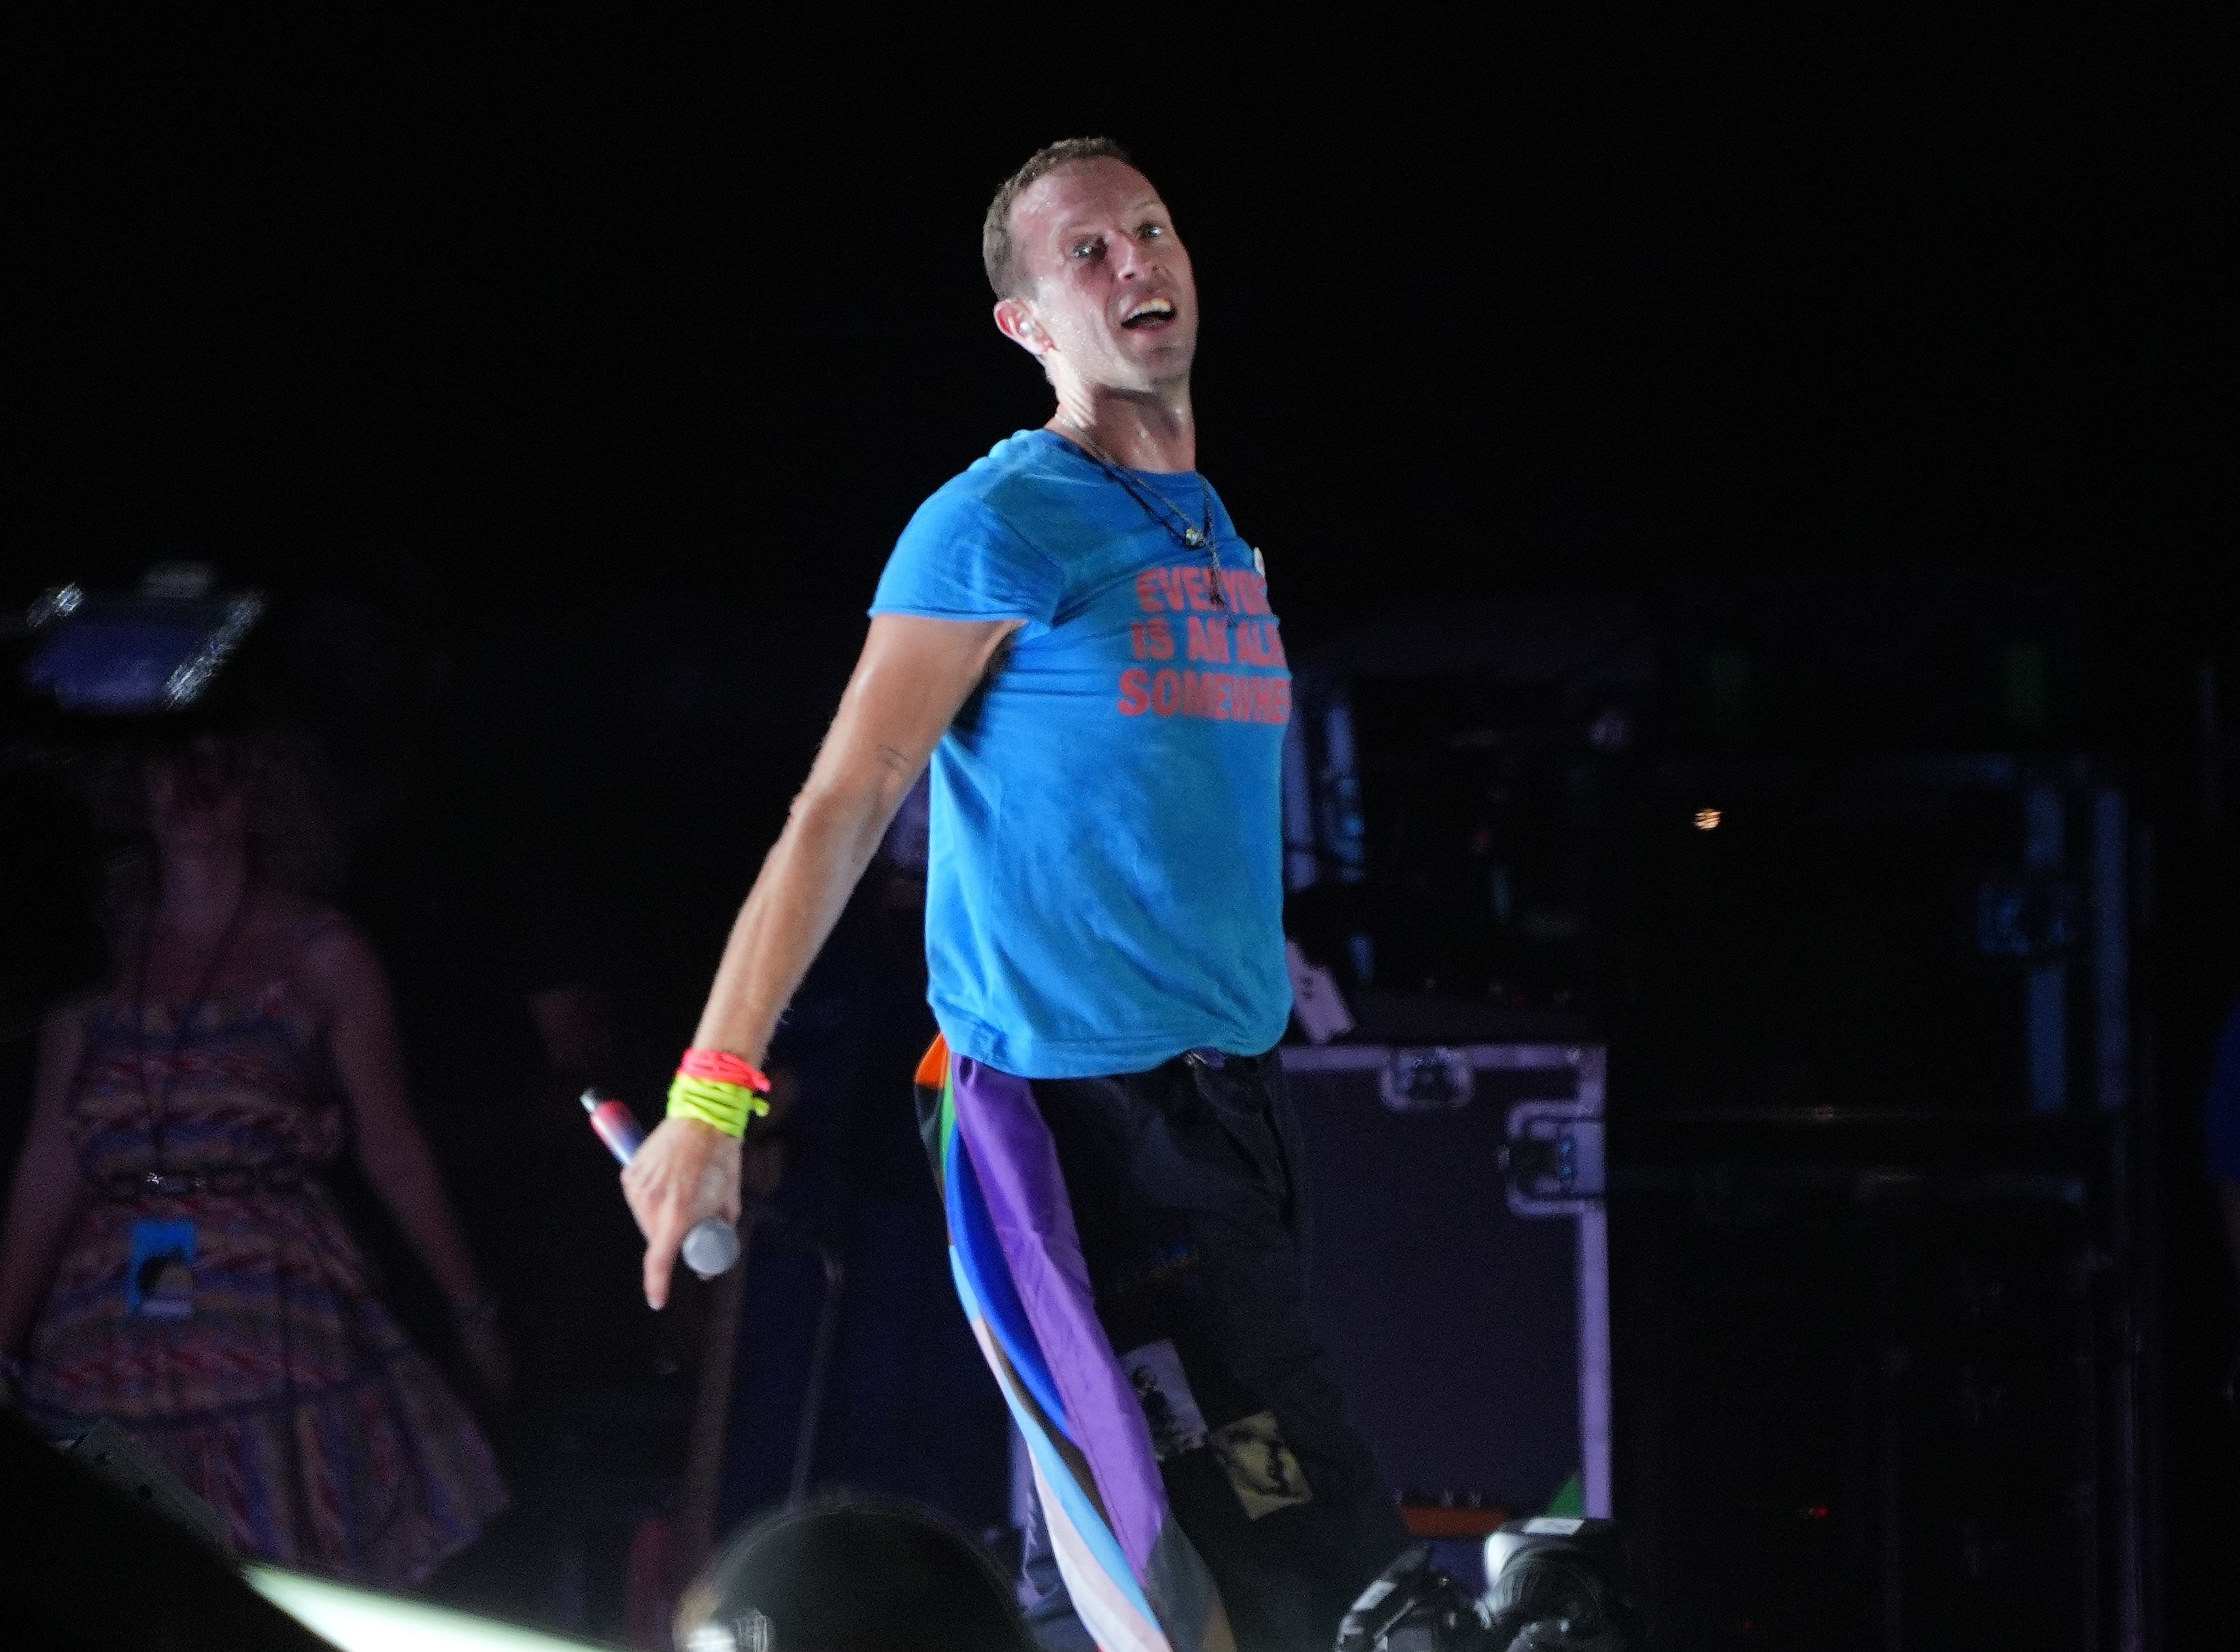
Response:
[870,429,1293,1077]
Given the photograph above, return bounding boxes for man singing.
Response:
[624,138,1406,1652]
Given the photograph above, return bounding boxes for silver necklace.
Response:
[1062,426,1227,609]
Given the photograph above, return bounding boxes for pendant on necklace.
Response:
[1183,528,1206,548]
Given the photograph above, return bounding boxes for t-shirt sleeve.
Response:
[870,487,1064,627]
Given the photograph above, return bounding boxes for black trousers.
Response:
[1012,1047,1408,1652]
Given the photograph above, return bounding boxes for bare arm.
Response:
[305,922,493,1319]
[0,1009,89,1358]
[623,612,1019,1307]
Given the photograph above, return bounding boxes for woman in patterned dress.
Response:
[0,734,509,1584]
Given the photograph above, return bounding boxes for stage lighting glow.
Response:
[1694,809,1721,830]
[247,1566,607,1652]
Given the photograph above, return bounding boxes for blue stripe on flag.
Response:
[949,1249,1162,1636]
[945,1115,1071,1436]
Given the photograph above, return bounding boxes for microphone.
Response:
[582,1089,743,1279]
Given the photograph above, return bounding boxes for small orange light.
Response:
[1694,809,1721,830]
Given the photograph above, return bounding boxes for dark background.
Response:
[6,10,2233,1645]
[11,16,2222,622]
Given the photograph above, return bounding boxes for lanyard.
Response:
[133,883,254,1177]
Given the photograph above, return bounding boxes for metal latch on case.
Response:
[1378,1047,1476,1113]
[1503,1101,1606,1216]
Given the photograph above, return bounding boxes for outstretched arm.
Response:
[0,1009,88,1360]
[623,612,1019,1307]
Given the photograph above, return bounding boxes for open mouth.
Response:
[1121,297,1176,331]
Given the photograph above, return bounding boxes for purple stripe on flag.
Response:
[949,1056,1170,1578]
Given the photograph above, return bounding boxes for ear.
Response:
[994,296,1051,360]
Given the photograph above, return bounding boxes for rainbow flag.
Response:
[917,1036,1234,1652]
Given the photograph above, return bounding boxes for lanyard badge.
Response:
[127,1219,198,1319]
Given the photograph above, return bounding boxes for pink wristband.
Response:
[679,1047,771,1094]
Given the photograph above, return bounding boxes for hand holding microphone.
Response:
[588,1090,743,1303]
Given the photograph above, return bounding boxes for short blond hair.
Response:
[981,137,1134,298]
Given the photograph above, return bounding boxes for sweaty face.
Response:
[1005,158,1198,390]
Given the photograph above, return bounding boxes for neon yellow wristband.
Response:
[665,1073,770,1139]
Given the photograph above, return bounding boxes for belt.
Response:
[98,1165,317,1202]
[1183,1046,1274,1071]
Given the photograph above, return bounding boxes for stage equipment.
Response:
[16,566,265,715]
[1280,1043,1610,1540]
[1614,1107,2148,1649]
[249,1566,607,1651]
[1334,1519,1639,1652]
[1334,1546,1494,1651]
[1633,754,2132,1117]
[1479,1517,1637,1649]
[46,1413,235,1556]
[0,1405,328,1652]
[16,1406,600,1649]
[1282,600,1651,1044]
[1614,742,2149,1645]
